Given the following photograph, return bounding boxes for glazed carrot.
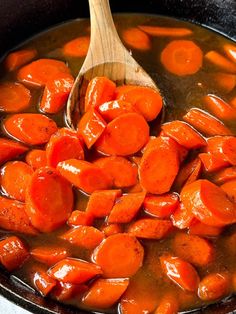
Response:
[128,218,173,239]
[154,293,179,314]
[223,44,236,63]
[212,166,236,184]
[82,278,129,309]
[62,36,90,57]
[230,96,236,108]
[188,221,223,237]
[26,167,73,232]
[85,76,116,112]
[183,108,232,136]
[205,51,236,73]
[207,136,236,165]
[94,156,137,188]
[78,109,107,148]
[3,113,58,145]
[0,236,29,271]
[31,246,69,266]
[32,268,57,296]
[0,138,28,165]
[199,153,230,173]
[203,94,236,120]
[122,27,151,51]
[221,179,236,202]
[138,25,192,37]
[180,179,236,226]
[198,273,230,301]
[86,189,121,218]
[129,156,142,167]
[210,73,236,93]
[92,233,144,278]
[17,58,70,86]
[57,159,112,194]
[143,193,179,218]
[160,255,200,292]
[25,149,47,169]
[108,192,146,224]
[0,82,31,113]
[171,202,195,229]
[60,226,104,249]
[162,120,206,149]
[52,282,88,302]
[46,128,84,168]
[114,85,137,99]
[5,49,37,71]
[161,40,203,76]
[0,161,33,202]
[68,210,93,227]
[179,157,202,188]
[98,100,135,122]
[101,224,123,237]
[48,258,102,284]
[115,85,163,121]
[96,112,149,156]
[0,196,37,235]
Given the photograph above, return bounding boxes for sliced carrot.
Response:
[138,25,192,37]
[205,50,236,73]
[210,73,236,93]
[57,159,112,194]
[0,82,31,113]
[51,281,88,301]
[154,293,179,314]
[68,210,93,227]
[85,76,116,112]
[86,189,121,218]
[199,153,230,173]
[128,218,173,239]
[101,224,123,237]
[32,267,57,296]
[180,179,236,226]
[114,85,137,99]
[26,167,73,232]
[171,202,195,230]
[26,149,47,169]
[48,258,102,284]
[0,236,29,271]
[230,96,236,108]
[62,36,90,57]
[122,27,151,51]
[94,156,137,188]
[17,58,70,87]
[0,161,33,202]
[5,49,37,71]
[108,192,145,224]
[207,136,236,165]
[212,166,236,184]
[125,182,144,193]
[143,193,179,218]
[0,138,28,165]
[203,94,236,120]
[98,100,135,121]
[188,221,223,237]
[82,278,129,309]
[31,246,69,266]
[129,156,142,167]
[223,44,236,63]
[92,233,144,278]
[198,273,230,301]
[184,158,202,187]
[160,255,200,292]
[183,108,232,136]
[46,128,84,168]
[96,112,149,156]
[3,113,58,145]
[221,179,236,202]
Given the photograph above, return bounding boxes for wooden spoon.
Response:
[66,0,160,128]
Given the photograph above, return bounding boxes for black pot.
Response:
[0,0,235,313]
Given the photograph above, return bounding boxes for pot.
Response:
[0,0,235,313]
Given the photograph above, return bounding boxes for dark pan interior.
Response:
[0,0,235,313]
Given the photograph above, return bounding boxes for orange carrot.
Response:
[223,44,236,63]
[3,113,58,145]
[183,108,232,136]
[68,210,93,227]
[108,192,145,224]
[161,40,203,76]
[207,136,236,165]
[48,258,102,284]
[171,202,195,230]
[198,273,230,301]
[203,94,236,120]
[0,161,33,202]
[62,36,90,57]
[221,179,236,202]
[210,73,236,93]
[0,138,28,165]
[122,27,151,51]
[188,221,223,237]
[182,158,202,188]
[33,268,57,296]
[98,100,135,121]
[160,255,200,292]
[199,153,230,173]
[92,233,144,278]
[154,293,179,314]
[205,50,236,73]
[5,49,37,71]
[138,25,192,37]
[94,156,137,188]
[129,156,142,167]
[82,278,129,309]
[31,246,69,266]
[26,167,73,232]
[51,282,88,302]
[0,82,31,113]
[143,193,179,218]
[114,85,137,99]
[0,236,29,271]
[212,166,236,184]
[101,224,123,237]
[230,96,236,108]
[26,149,47,169]
[57,159,112,194]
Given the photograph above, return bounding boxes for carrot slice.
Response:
[207,136,236,165]
[32,268,57,296]
[203,94,236,120]
[108,192,145,224]
[96,112,149,156]
[188,221,223,237]
[26,149,47,169]
[101,224,123,237]
[62,36,90,57]
[221,179,236,202]
[212,166,236,184]
[138,25,192,37]
[180,179,236,226]
[31,246,69,266]
[26,167,73,232]
[128,218,173,239]
[122,27,151,51]
[0,138,28,165]
[223,44,236,63]
[0,236,29,271]
[154,293,179,314]
[183,108,232,136]
[46,128,84,168]
[230,96,236,108]
[0,82,31,113]
[210,73,236,93]
[198,273,230,301]
[85,76,116,112]
[92,233,144,278]
[78,109,107,148]
[98,100,135,121]
[82,278,129,309]
[199,153,230,173]
[160,255,200,292]
[57,159,112,194]
[51,282,88,301]
[205,51,236,73]
[94,156,137,188]
[68,210,93,227]
[5,49,37,71]
[3,113,58,145]
[0,161,33,202]
[48,258,102,284]
[143,193,179,218]
[171,202,195,230]
[17,58,70,87]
